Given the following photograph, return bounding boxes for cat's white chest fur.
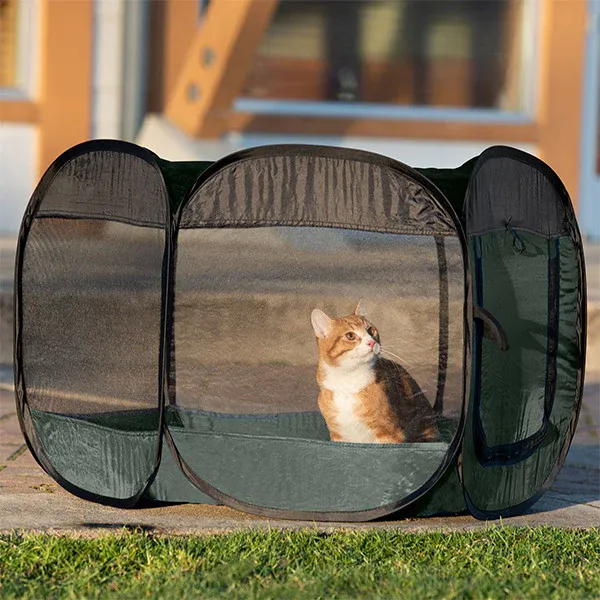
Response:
[330,391,377,443]
[321,362,377,443]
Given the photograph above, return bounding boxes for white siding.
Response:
[240,135,538,168]
[0,124,36,233]
[91,0,125,138]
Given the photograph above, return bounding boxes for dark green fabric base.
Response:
[168,408,331,441]
[29,408,462,515]
[170,429,449,513]
[167,407,457,443]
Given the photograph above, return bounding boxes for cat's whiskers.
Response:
[379,347,413,368]
[379,352,434,398]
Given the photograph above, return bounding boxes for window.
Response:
[241,0,537,115]
[0,0,38,97]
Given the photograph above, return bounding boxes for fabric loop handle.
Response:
[473,306,509,351]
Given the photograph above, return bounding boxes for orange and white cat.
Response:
[311,303,439,444]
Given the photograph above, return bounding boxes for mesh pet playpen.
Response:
[14,141,586,521]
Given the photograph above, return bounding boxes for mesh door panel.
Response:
[173,227,464,419]
[169,226,466,514]
[22,220,165,414]
[18,145,168,501]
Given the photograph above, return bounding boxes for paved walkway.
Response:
[0,236,598,534]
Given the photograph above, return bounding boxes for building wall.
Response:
[0,0,590,235]
[137,114,537,172]
[0,124,36,232]
[239,135,537,169]
[0,0,94,235]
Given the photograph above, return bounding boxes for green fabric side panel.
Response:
[172,427,449,512]
[146,446,465,514]
[144,441,218,505]
[28,408,460,512]
[167,408,331,441]
[157,159,212,214]
[153,409,459,508]
[479,231,549,445]
[463,235,581,512]
[415,157,476,222]
[405,458,467,517]
[30,410,158,500]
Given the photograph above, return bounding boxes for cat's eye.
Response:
[345,332,357,341]
[367,326,378,338]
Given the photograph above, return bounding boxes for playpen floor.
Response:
[29,405,459,513]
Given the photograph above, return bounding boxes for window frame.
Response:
[234,0,541,127]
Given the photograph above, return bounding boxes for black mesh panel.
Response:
[22,220,165,414]
[18,145,168,502]
[173,227,465,420]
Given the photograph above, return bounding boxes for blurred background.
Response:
[0,0,599,238]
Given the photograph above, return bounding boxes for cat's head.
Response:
[311,301,381,368]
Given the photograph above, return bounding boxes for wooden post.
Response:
[38,0,93,176]
[146,0,199,113]
[500,0,525,111]
[165,0,278,138]
[537,0,587,208]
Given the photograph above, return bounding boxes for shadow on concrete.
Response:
[78,522,159,533]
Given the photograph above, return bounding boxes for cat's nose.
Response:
[366,338,375,349]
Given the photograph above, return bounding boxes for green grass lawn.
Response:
[1,526,598,600]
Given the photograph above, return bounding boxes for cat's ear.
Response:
[354,299,367,317]
[311,309,333,339]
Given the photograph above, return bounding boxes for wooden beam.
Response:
[501,0,525,111]
[165,0,278,138]
[147,0,198,113]
[537,0,587,208]
[38,0,93,176]
[0,100,39,123]
[228,112,540,143]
